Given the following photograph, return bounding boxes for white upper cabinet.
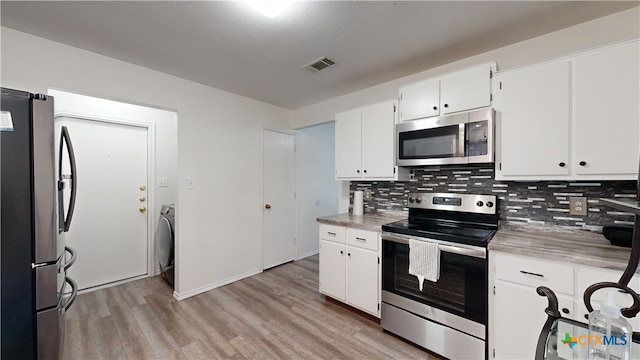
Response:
[335,100,408,181]
[440,63,494,115]
[495,40,640,180]
[494,60,571,177]
[398,78,440,121]
[335,108,362,179]
[398,62,495,122]
[572,41,640,177]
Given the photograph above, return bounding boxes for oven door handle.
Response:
[382,232,486,259]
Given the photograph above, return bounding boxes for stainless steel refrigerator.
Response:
[1,88,78,359]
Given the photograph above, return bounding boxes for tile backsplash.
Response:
[350,166,637,231]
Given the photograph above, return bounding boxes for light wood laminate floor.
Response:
[63,255,441,359]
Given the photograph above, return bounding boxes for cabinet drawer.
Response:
[576,266,640,310]
[494,252,574,295]
[319,224,345,243]
[347,228,378,251]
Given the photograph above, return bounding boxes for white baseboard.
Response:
[173,268,262,301]
[297,249,319,260]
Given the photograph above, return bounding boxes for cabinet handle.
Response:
[363,169,367,173]
[519,270,544,278]
[340,250,343,254]
[356,170,360,173]
[432,106,438,111]
[584,314,589,320]
[562,308,570,314]
[559,162,566,167]
[579,161,587,166]
[443,103,449,108]
[347,253,351,257]
[328,232,336,236]
[355,237,366,242]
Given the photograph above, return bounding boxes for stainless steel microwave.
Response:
[396,108,494,166]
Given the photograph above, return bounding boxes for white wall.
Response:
[0,27,294,299]
[296,122,339,258]
[293,8,640,129]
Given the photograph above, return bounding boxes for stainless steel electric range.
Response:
[381,192,498,360]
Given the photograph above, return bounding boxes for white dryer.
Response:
[156,204,175,288]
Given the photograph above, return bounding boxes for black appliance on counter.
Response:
[381,192,498,360]
[1,88,78,359]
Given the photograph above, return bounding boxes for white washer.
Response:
[156,204,175,288]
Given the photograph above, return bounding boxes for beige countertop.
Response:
[317,213,637,274]
[316,211,406,232]
[490,226,637,274]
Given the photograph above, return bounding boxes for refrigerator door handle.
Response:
[63,246,77,271]
[62,276,77,311]
[59,126,77,232]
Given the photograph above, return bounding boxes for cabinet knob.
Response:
[579,161,587,166]
[432,106,438,111]
[443,103,449,108]
[559,162,566,167]
[363,169,367,173]
[584,314,589,320]
[347,253,351,257]
[356,170,360,173]
[562,308,570,314]
[340,250,344,254]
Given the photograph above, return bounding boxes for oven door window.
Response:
[382,240,487,324]
[398,124,464,159]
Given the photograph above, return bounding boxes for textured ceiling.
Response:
[1,1,638,109]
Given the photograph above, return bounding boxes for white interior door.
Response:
[58,117,149,290]
[263,129,296,270]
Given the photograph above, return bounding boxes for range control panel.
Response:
[407,192,497,215]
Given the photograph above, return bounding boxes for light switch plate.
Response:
[186,177,195,190]
[569,196,587,216]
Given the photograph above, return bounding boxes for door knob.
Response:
[139,206,147,213]
[265,204,271,209]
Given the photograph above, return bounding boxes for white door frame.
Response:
[261,127,298,270]
[54,111,157,287]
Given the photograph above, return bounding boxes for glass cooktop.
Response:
[382,219,496,247]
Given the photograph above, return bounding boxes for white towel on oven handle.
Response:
[408,239,440,291]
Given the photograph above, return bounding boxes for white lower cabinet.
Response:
[318,224,380,317]
[490,250,640,360]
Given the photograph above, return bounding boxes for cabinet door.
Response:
[319,240,346,301]
[573,41,640,177]
[335,109,362,179]
[440,63,492,114]
[492,280,574,359]
[346,246,379,316]
[398,78,440,121]
[495,60,571,177]
[362,101,396,179]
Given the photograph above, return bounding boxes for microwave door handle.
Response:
[59,126,77,232]
[458,123,466,157]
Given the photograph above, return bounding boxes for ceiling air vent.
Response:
[301,57,336,72]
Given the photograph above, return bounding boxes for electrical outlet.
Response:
[569,196,587,216]
[364,189,372,200]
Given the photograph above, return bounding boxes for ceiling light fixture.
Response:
[242,0,295,18]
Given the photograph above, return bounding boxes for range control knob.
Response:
[476,201,484,207]
[408,197,415,203]
[415,198,422,204]
[486,201,494,208]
